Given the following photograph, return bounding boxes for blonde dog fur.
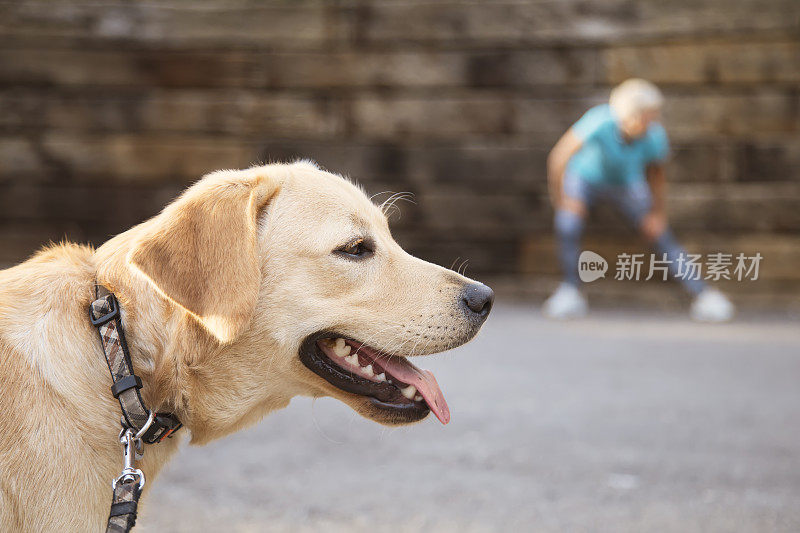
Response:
[0,161,490,531]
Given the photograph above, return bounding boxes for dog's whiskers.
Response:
[377,192,416,220]
[458,258,470,276]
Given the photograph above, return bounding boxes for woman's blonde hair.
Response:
[609,79,664,121]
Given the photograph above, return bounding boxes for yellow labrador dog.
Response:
[0,161,493,531]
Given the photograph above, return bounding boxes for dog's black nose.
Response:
[460,282,494,320]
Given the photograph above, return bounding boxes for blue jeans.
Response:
[555,173,705,294]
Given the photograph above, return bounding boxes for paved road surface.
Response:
[138,306,800,532]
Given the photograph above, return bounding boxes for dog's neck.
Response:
[94,234,191,421]
[93,231,293,445]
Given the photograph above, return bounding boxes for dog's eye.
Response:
[336,238,373,259]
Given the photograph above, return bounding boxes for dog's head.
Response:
[125,162,492,442]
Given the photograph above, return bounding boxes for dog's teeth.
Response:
[333,338,351,358]
[375,373,386,382]
[362,364,374,377]
[414,394,423,402]
[401,385,417,400]
[338,346,352,358]
[344,354,359,366]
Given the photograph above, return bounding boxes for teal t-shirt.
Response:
[566,104,670,184]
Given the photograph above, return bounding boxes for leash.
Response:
[90,286,182,532]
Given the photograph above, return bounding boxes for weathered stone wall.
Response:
[1,1,798,308]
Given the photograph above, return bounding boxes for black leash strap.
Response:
[107,482,141,533]
[89,285,182,532]
[106,429,144,533]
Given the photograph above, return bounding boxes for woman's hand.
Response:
[640,210,667,241]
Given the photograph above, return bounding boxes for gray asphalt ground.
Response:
[138,305,800,532]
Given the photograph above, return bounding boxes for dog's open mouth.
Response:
[299,333,450,425]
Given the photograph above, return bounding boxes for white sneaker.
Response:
[690,288,734,322]
[543,283,588,319]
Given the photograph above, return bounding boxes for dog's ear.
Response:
[129,169,281,343]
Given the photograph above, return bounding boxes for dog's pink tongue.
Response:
[376,356,450,425]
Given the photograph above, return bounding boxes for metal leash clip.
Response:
[112,427,146,490]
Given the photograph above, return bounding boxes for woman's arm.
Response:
[641,163,668,240]
[646,163,667,215]
[547,129,584,208]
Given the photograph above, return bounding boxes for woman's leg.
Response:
[554,175,590,286]
[555,206,585,286]
[615,181,706,295]
[545,175,592,317]
[650,230,705,294]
